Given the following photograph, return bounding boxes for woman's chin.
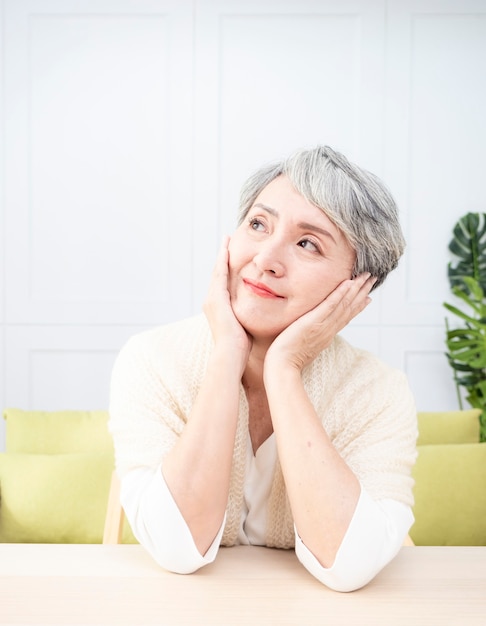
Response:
[234,312,283,343]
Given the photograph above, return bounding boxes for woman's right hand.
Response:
[163,239,249,556]
[203,236,252,374]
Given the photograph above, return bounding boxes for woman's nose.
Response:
[253,240,285,276]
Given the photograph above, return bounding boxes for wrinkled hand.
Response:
[203,236,252,371]
[265,273,376,373]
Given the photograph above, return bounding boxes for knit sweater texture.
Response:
[109,314,417,550]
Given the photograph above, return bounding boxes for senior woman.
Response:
[109,145,417,592]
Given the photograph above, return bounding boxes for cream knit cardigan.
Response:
[109,314,417,550]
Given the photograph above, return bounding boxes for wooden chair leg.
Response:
[402,533,415,546]
[103,470,125,545]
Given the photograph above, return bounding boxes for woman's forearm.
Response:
[264,364,360,568]
[162,346,243,555]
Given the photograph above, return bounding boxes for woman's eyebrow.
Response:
[253,202,337,244]
[254,202,277,216]
[297,221,337,244]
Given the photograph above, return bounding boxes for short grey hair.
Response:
[237,145,405,289]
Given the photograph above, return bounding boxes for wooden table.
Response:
[1,544,485,625]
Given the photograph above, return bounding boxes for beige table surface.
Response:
[1,544,485,625]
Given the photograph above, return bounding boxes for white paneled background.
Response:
[1,0,486,449]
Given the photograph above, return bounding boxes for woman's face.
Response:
[228,175,356,341]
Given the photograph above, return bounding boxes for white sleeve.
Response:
[294,488,414,592]
[120,465,225,574]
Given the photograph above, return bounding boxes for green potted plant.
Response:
[443,212,486,441]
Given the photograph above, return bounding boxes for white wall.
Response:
[1,0,486,450]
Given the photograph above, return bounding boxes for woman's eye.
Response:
[248,217,265,231]
[298,239,319,252]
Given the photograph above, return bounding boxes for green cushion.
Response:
[0,452,136,544]
[417,409,480,445]
[410,442,486,546]
[3,408,113,454]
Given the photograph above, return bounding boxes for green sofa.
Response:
[1,407,485,545]
[0,408,136,543]
[410,409,486,545]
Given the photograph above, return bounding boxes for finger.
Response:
[315,273,371,313]
[336,274,376,320]
[354,273,377,296]
[309,274,375,328]
[211,236,231,280]
[220,234,230,252]
[347,273,377,306]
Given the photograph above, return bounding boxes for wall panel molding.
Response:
[380,325,460,412]
[4,0,194,325]
[4,324,148,413]
[382,0,486,326]
[0,333,5,451]
[1,0,6,449]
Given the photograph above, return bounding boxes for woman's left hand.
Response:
[263,272,375,567]
[265,273,376,372]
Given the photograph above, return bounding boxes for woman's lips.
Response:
[243,278,284,299]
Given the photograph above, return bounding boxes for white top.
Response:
[121,434,413,592]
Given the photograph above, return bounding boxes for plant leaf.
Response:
[448,212,486,292]
[444,215,486,442]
